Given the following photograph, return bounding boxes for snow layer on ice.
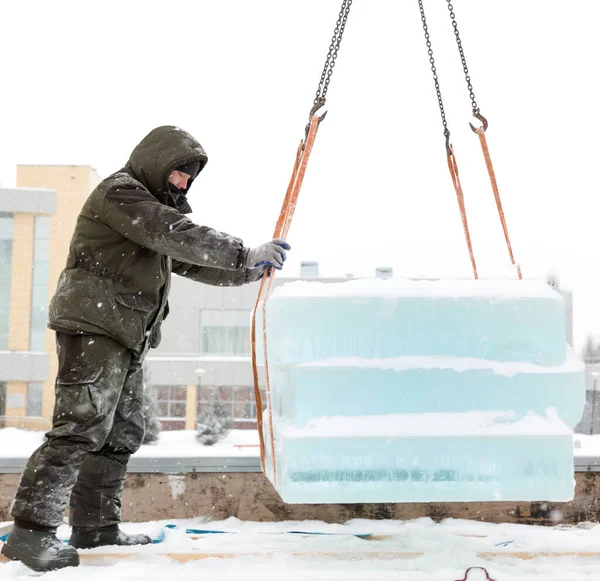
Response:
[271,278,562,300]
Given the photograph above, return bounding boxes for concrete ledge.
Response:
[0,351,48,381]
[0,455,263,474]
[1,471,599,525]
[0,455,595,473]
[575,456,600,471]
[0,188,56,215]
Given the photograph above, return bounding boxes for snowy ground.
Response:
[0,428,260,459]
[1,517,600,580]
[1,428,600,459]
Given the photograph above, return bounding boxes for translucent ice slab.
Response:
[263,411,576,503]
[270,355,585,428]
[257,279,567,366]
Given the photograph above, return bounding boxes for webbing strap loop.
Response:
[446,146,478,279]
[474,127,522,279]
[250,114,321,484]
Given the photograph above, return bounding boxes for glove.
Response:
[245,238,291,270]
[245,265,273,283]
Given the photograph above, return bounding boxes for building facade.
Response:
[0,166,101,429]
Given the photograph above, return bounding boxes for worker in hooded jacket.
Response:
[1,125,291,571]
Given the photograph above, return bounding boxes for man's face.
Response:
[168,170,192,191]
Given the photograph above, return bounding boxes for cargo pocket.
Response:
[115,394,146,452]
[55,365,104,424]
[114,292,157,347]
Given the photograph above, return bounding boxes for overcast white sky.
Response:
[0,1,598,350]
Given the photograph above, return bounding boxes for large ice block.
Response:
[254,278,586,504]
[263,411,576,503]
[257,279,567,365]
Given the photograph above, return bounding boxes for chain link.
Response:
[417,0,451,147]
[446,0,479,115]
[313,0,353,109]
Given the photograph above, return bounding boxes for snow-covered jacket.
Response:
[48,125,251,349]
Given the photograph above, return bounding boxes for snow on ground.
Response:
[574,433,600,459]
[0,428,260,459]
[1,428,599,460]
[1,517,600,580]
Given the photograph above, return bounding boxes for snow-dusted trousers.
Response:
[11,332,146,530]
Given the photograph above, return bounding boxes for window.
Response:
[197,385,264,421]
[200,309,251,355]
[29,216,50,351]
[201,327,250,355]
[153,385,187,419]
[27,382,44,417]
[0,215,14,350]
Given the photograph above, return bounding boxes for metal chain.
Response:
[313,0,353,109]
[446,0,479,115]
[417,0,451,149]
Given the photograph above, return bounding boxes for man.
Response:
[1,125,290,571]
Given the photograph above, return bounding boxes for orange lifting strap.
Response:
[474,124,522,279]
[249,0,353,486]
[250,113,323,482]
[446,144,478,279]
[420,0,521,280]
[445,127,522,281]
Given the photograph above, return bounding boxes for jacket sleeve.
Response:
[100,183,248,271]
[171,259,248,287]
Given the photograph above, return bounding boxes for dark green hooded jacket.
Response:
[48,125,251,350]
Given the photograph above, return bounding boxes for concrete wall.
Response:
[1,471,599,526]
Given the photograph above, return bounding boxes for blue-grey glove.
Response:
[245,265,273,283]
[246,238,291,270]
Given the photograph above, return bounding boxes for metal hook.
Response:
[469,112,488,133]
[304,100,328,143]
[309,99,328,122]
[455,566,496,581]
[445,130,452,156]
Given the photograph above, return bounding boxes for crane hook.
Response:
[469,111,488,133]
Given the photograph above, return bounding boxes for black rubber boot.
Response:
[0,525,79,571]
[69,525,152,549]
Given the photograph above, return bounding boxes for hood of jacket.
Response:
[123,125,208,214]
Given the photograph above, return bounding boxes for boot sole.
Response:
[69,533,152,549]
[68,541,151,549]
[1,542,80,571]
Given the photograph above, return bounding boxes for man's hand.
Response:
[245,265,273,283]
[246,239,291,270]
